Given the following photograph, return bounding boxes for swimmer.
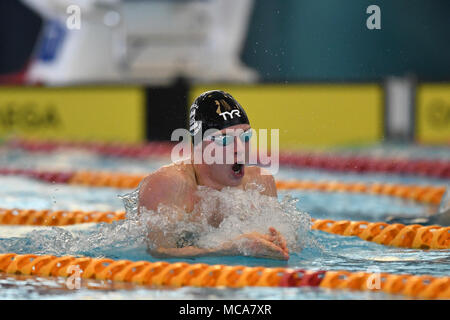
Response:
[387,186,450,226]
[138,90,289,260]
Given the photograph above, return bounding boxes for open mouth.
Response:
[231,163,244,177]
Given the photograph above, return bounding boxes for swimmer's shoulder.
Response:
[138,162,197,211]
[165,162,197,185]
[141,162,196,190]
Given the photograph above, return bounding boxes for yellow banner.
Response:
[417,84,450,144]
[0,87,145,143]
[191,84,383,149]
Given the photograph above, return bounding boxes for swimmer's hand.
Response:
[224,227,290,260]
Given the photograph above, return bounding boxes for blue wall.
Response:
[242,0,450,82]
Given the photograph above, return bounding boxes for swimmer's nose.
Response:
[234,136,248,163]
[234,135,246,154]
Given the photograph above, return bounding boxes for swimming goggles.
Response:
[209,130,253,146]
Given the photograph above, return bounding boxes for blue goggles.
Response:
[209,130,253,146]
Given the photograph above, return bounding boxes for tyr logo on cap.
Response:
[215,100,241,120]
[218,109,241,120]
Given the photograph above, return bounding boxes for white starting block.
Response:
[22,0,258,85]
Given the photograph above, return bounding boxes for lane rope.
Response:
[0,208,125,226]
[7,139,450,179]
[0,168,445,205]
[0,208,448,250]
[279,152,450,179]
[6,139,174,159]
[0,253,448,299]
[311,219,450,250]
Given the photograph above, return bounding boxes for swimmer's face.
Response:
[201,124,251,187]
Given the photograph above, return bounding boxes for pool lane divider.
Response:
[0,208,448,250]
[6,139,450,179]
[0,168,446,205]
[6,139,174,159]
[275,180,445,205]
[0,208,125,226]
[279,152,450,179]
[0,253,448,299]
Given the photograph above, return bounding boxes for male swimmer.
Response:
[138,90,289,260]
[387,187,450,226]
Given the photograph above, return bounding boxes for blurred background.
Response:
[0,1,449,301]
[0,0,449,148]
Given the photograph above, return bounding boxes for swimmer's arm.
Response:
[149,243,236,258]
[150,230,290,260]
[138,167,191,212]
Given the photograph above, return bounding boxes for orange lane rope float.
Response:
[0,208,126,226]
[275,180,446,205]
[0,208,448,250]
[311,219,450,250]
[0,168,445,205]
[70,171,447,205]
[0,253,448,299]
[68,171,146,189]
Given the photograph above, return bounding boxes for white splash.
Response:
[138,185,314,253]
[0,186,315,258]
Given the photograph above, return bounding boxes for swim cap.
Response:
[189,90,250,144]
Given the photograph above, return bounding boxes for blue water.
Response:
[0,144,448,300]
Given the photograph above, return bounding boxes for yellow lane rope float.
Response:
[0,208,448,250]
[0,168,445,205]
[0,253,448,299]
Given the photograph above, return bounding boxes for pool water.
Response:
[0,144,448,300]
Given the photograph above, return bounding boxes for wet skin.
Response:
[138,124,289,260]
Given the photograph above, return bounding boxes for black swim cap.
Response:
[189,90,250,144]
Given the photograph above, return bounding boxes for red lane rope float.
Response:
[280,268,326,287]
[0,168,445,205]
[0,208,448,250]
[6,139,174,159]
[6,139,450,179]
[0,168,146,189]
[0,253,448,299]
[0,168,76,184]
[279,153,450,179]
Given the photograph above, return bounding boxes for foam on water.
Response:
[0,218,148,258]
[0,185,317,259]
[138,184,316,254]
[0,188,148,257]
